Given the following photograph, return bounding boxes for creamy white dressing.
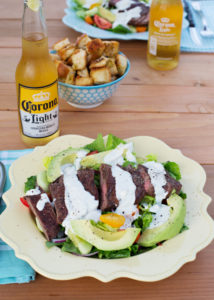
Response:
[111,165,139,227]
[112,2,142,29]
[104,142,136,166]
[26,186,40,196]
[36,193,50,211]
[62,165,100,234]
[74,149,88,170]
[147,204,171,229]
[143,161,167,204]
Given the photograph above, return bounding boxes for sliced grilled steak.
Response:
[138,165,155,197]
[120,165,145,204]
[25,193,59,241]
[128,3,150,26]
[49,175,67,224]
[138,165,182,200]
[77,168,99,200]
[164,172,182,198]
[100,164,119,211]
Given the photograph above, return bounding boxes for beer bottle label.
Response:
[18,80,59,138]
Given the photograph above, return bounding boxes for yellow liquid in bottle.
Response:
[16,33,60,147]
[147,0,183,71]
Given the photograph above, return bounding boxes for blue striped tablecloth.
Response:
[0,149,35,284]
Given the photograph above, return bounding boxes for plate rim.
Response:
[0,134,213,282]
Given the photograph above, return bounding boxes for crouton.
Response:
[77,68,89,78]
[65,67,76,85]
[106,58,118,75]
[50,53,61,62]
[58,44,75,61]
[86,39,105,60]
[103,41,119,57]
[53,38,70,51]
[75,76,94,86]
[68,49,87,70]
[55,60,70,79]
[89,56,108,69]
[116,54,128,76]
[90,67,111,84]
[76,34,92,49]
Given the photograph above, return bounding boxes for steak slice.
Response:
[120,165,145,205]
[128,3,150,26]
[100,164,119,211]
[138,165,155,197]
[25,193,59,241]
[49,175,67,224]
[77,168,99,200]
[164,172,182,198]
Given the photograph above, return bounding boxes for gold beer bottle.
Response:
[147,0,183,71]
[15,0,60,147]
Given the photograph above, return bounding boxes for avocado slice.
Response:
[137,194,186,247]
[37,170,49,192]
[80,150,111,169]
[97,7,116,23]
[47,147,85,182]
[70,220,141,251]
[68,231,92,255]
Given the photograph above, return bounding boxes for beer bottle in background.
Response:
[15,0,60,147]
[147,0,183,71]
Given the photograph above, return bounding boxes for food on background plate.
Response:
[51,34,128,86]
[21,134,187,259]
[72,0,150,34]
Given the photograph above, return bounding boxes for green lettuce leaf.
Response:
[108,25,132,34]
[84,133,106,152]
[163,161,181,180]
[134,211,153,231]
[24,176,37,193]
[106,134,126,150]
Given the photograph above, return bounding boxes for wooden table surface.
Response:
[0,0,214,299]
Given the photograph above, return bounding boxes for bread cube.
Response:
[50,53,61,62]
[53,38,70,51]
[86,39,105,60]
[76,34,92,49]
[116,54,128,76]
[68,49,87,70]
[90,67,111,84]
[65,67,76,85]
[55,60,70,79]
[103,41,119,57]
[75,76,94,86]
[89,56,108,69]
[77,68,89,78]
[106,58,118,75]
[58,45,75,61]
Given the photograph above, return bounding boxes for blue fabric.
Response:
[181,0,214,52]
[0,149,35,284]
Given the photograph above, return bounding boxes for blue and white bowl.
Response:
[54,51,130,109]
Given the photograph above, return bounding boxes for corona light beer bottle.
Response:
[16,0,59,147]
[147,0,183,71]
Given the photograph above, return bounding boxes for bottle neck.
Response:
[22,0,49,56]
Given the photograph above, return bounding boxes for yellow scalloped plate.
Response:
[0,135,213,282]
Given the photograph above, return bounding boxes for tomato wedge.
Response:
[86,150,99,156]
[94,15,112,30]
[20,197,29,208]
[100,213,125,228]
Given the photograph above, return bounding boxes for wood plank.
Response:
[0,0,65,20]
[1,83,214,114]
[0,111,214,165]
[1,47,214,87]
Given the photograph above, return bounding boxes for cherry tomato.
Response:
[20,197,29,208]
[85,15,94,25]
[86,150,99,156]
[94,15,112,30]
[134,232,141,243]
[100,213,125,228]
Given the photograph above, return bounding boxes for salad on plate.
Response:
[21,134,187,259]
[72,0,150,34]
